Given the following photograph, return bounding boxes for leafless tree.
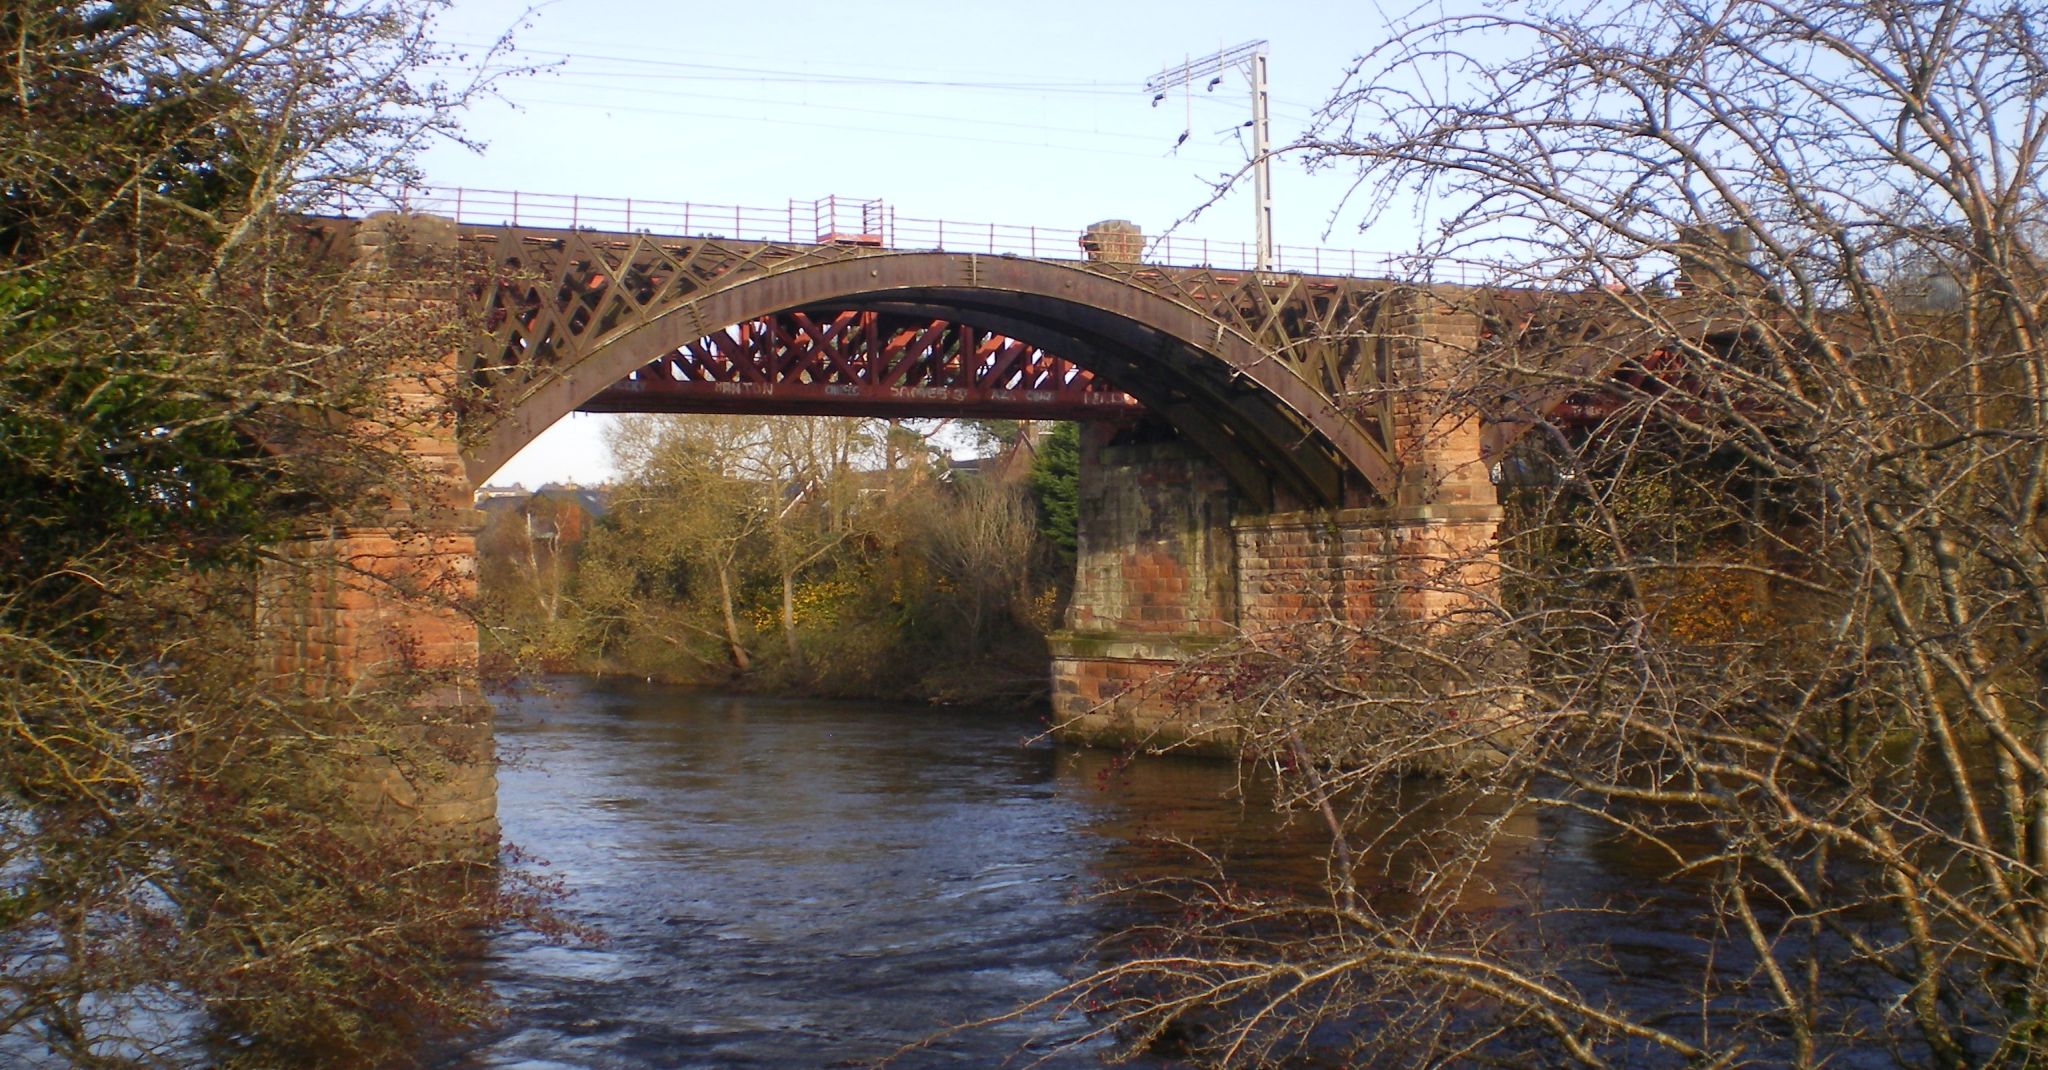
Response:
[916,478,1039,660]
[1039,3,2048,1067]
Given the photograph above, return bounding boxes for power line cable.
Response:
[446,38,1330,118]
[503,94,1247,163]
[499,33,1140,85]
[446,40,1137,94]
[469,73,1297,145]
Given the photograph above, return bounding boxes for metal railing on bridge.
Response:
[356,187,1466,281]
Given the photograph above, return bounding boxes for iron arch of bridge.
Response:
[460,236,1401,508]
[578,308,1141,422]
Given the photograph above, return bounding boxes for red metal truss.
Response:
[578,310,1140,420]
[1548,342,1779,431]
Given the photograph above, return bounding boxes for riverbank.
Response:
[483,639,1054,711]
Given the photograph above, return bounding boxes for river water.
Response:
[443,676,1703,1070]
[443,676,1350,1069]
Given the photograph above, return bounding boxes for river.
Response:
[440,676,1728,1069]
[440,676,1350,1069]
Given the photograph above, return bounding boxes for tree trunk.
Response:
[524,520,559,623]
[716,560,750,672]
[781,569,806,674]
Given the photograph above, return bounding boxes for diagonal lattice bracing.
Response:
[311,204,1712,503]
[578,310,1139,420]
[449,222,1442,504]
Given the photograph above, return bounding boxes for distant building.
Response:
[946,421,1048,484]
[475,482,611,552]
[473,483,529,509]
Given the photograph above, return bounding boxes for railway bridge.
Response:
[262,191,1591,843]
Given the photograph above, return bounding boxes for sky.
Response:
[416,0,1470,487]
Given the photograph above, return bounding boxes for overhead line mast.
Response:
[1145,40,1273,272]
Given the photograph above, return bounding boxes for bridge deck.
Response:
[383,185,1476,281]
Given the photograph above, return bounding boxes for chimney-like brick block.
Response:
[1382,290,1498,514]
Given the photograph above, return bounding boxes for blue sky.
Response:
[421,0,1470,485]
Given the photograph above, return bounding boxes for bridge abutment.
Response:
[1051,498,1505,751]
[257,524,496,842]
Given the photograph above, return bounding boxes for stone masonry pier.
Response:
[1050,292,1504,749]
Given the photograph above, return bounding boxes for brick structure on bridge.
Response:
[257,527,495,840]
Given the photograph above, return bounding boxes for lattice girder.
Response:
[453,223,1421,504]
[580,310,1139,421]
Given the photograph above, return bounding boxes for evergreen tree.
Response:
[1028,422,1080,564]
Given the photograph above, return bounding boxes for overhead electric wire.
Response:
[463,75,1282,146]
[498,33,1140,86]
[514,70,1318,122]
[422,80,1317,163]
[507,94,1247,163]
[441,40,1329,118]
[510,66,1130,93]
[430,39,1328,171]
[447,40,1136,95]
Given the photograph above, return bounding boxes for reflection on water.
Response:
[444,677,1345,1069]
[443,676,1702,1069]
